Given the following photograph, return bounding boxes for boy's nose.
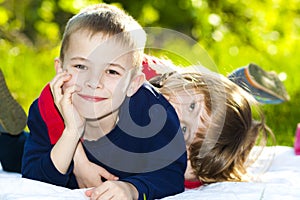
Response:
[86,73,104,89]
[86,80,103,89]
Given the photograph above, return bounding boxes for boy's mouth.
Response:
[78,94,107,102]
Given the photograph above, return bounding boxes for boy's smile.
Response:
[77,94,107,102]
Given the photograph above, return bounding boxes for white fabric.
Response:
[0,146,299,200]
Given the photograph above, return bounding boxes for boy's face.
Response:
[58,30,142,119]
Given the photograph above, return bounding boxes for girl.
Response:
[143,56,276,187]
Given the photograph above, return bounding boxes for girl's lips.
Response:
[78,94,106,102]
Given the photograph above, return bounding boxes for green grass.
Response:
[1,42,297,147]
[0,42,58,117]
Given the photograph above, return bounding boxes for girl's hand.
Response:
[50,69,85,139]
[85,181,138,200]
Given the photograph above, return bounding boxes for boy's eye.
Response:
[74,65,87,70]
[106,69,120,75]
[189,102,195,111]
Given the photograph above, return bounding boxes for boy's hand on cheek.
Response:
[62,84,85,138]
[50,69,72,114]
[50,71,85,139]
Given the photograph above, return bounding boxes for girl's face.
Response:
[168,88,204,147]
[168,88,205,181]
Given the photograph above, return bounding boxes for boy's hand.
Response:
[74,160,118,188]
[50,69,85,139]
[85,181,138,200]
[73,143,118,188]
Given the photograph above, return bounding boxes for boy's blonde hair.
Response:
[153,68,275,183]
[60,3,146,69]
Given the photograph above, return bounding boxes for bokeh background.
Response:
[0,0,299,146]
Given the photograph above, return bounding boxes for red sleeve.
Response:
[38,84,64,144]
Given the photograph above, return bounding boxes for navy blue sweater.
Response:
[22,83,187,200]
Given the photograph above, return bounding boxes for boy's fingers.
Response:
[85,188,94,197]
[61,85,81,103]
[90,188,107,200]
[85,186,106,200]
[64,85,81,99]
[50,72,71,101]
[97,167,119,181]
[50,70,68,88]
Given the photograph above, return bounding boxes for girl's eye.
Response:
[182,126,187,134]
[106,69,120,76]
[189,102,195,111]
[74,65,87,70]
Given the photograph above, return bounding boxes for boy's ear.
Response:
[54,58,62,74]
[127,73,145,97]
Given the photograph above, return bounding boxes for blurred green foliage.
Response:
[0,0,299,146]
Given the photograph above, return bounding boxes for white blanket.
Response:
[1,146,299,200]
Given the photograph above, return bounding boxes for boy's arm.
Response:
[22,75,85,187]
[49,71,85,174]
[22,99,76,187]
[85,152,186,200]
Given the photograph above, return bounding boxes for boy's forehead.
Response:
[67,30,134,66]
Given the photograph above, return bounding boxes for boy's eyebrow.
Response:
[109,63,126,71]
[70,56,91,63]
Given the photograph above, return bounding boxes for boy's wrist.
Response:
[63,127,83,141]
[127,182,139,200]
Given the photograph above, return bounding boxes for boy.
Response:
[21,4,187,200]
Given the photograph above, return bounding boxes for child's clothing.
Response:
[184,180,203,189]
[0,132,27,173]
[22,83,187,200]
[0,69,28,173]
[228,63,289,104]
[0,69,27,135]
